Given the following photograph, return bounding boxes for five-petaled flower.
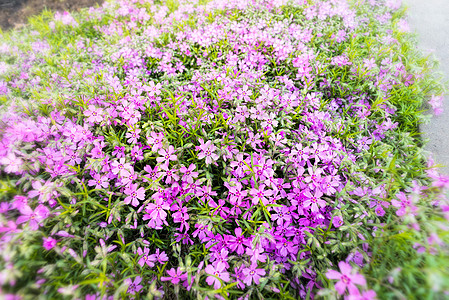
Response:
[111,158,133,176]
[205,262,230,289]
[84,105,104,123]
[161,267,187,285]
[16,204,50,230]
[198,140,219,165]
[124,183,145,207]
[157,145,177,168]
[326,261,366,295]
[242,264,266,286]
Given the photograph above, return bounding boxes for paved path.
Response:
[405,0,449,174]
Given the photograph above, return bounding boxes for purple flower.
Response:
[43,237,57,250]
[137,247,156,267]
[242,264,266,286]
[276,238,298,257]
[179,164,198,183]
[124,183,145,207]
[249,184,273,206]
[304,189,326,212]
[197,140,219,165]
[326,261,366,295]
[125,276,143,294]
[228,227,250,255]
[333,216,344,228]
[16,204,49,230]
[205,262,230,289]
[161,267,187,285]
[144,198,170,229]
[87,173,109,189]
[272,206,292,226]
[84,105,104,123]
[157,145,177,167]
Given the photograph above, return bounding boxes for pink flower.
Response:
[16,204,49,230]
[161,267,187,285]
[237,85,253,102]
[147,131,164,152]
[122,108,141,125]
[230,153,248,177]
[227,180,247,205]
[144,81,162,97]
[126,128,141,144]
[43,237,57,250]
[157,145,177,167]
[197,140,219,165]
[144,198,170,229]
[159,164,179,184]
[124,183,145,207]
[179,164,198,183]
[242,264,266,286]
[143,165,162,182]
[196,184,217,204]
[87,173,109,189]
[228,227,250,255]
[249,184,273,206]
[111,158,132,176]
[0,152,22,174]
[304,189,326,212]
[333,216,344,228]
[205,262,230,289]
[326,261,366,295]
[246,131,263,149]
[137,247,156,267]
[125,276,143,294]
[391,192,418,217]
[84,105,104,123]
[154,248,168,264]
[120,169,137,186]
[233,106,249,123]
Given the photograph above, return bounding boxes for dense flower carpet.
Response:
[0,0,448,299]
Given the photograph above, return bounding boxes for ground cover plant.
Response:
[0,0,449,299]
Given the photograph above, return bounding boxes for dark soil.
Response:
[0,0,103,31]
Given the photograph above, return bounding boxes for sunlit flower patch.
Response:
[0,0,448,299]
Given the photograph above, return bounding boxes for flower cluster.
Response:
[0,0,448,299]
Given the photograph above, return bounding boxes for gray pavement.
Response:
[405,0,449,174]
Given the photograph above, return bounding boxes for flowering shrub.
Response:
[0,0,448,299]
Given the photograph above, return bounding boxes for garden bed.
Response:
[0,0,448,299]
